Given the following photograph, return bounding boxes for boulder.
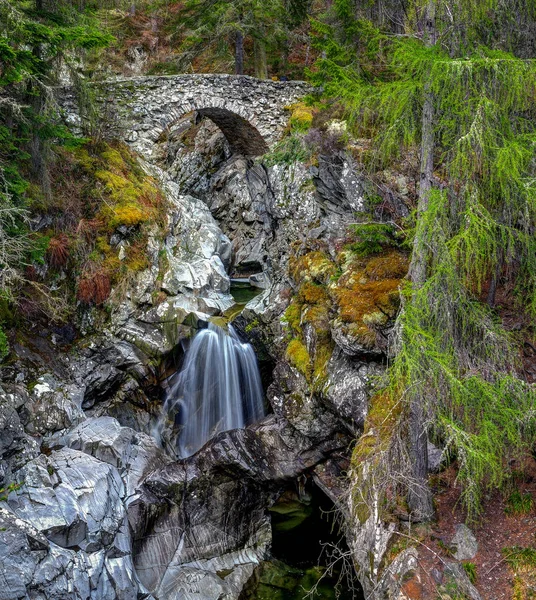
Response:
[7,447,124,551]
[450,523,478,561]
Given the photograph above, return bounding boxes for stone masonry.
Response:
[59,74,311,159]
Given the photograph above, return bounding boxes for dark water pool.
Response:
[240,484,364,600]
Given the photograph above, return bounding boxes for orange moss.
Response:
[332,249,408,348]
[364,251,409,281]
[290,250,336,285]
[302,303,329,326]
[299,281,330,305]
[126,241,150,272]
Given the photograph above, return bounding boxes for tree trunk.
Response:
[406,0,436,523]
[254,39,268,79]
[235,30,244,75]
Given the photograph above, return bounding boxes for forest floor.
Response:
[406,456,536,600]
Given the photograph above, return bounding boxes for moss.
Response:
[290,251,337,285]
[100,148,127,172]
[286,338,311,378]
[73,147,97,172]
[245,318,260,333]
[331,250,408,347]
[288,102,314,132]
[299,281,329,305]
[312,341,334,391]
[126,242,150,272]
[96,236,111,254]
[101,202,149,229]
[364,251,409,280]
[283,302,302,333]
[302,304,330,335]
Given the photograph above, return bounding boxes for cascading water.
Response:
[158,322,265,458]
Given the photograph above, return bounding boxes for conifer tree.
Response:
[312,0,536,520]
[177,0,289,77]
[0,0,111,287]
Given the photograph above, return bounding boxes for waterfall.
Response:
[160,323,265,458]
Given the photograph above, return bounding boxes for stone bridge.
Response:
[60,74,311,159]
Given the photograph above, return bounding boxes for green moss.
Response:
[286,338,311,377]
[100,148,127,172]
[312,341,334,391]
[282,302,302,333]
[245,318,260,333]
[101,202,149,229]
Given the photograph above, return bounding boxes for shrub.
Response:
[77,265,111,306]
[288,102,314,132]
[47,234,70,268]
[505,490,534,515]
[462,562,477,585]
[263,135,309,166]
[348,222,398,256]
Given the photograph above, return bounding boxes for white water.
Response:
[157,323,265,458]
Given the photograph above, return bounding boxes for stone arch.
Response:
[155,98,269,156]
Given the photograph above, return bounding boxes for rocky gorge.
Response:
[0,80,481,600]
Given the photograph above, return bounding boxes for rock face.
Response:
[129,416,350,599]
[450,523,479,560]
[0,416,167,599]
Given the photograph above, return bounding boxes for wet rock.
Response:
[312,154,364,215]
[0,386,39,482]
[57,416,170,502]
[24,374,85,434]
[249,272,268,289]
[129,416,348,598]
[331,319,385,358]
[267,360,340,441]
[8,447,124,551]
[0,507,147,600]
[325,350,382,431]
[450,523,478,560]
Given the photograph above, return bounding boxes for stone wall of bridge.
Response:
[59,74,311,159]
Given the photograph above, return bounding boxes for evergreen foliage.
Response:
[0,0,111,303]
[312,0,536,519]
